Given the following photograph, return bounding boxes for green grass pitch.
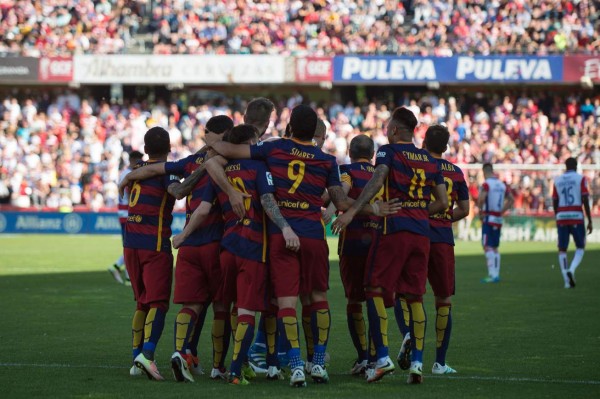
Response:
[1,235,599,398]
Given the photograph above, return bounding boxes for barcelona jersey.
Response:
[124,160,179,252]
[338,162,380,257]
[250,138,341,239]
[202,159,275,263]
[164,153,224,247]
[375,143,443,237]
[429,158,469,245]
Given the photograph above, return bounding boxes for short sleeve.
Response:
[255,162,276,196]
[164,173,181,189]
[164,154,198,178]
[327,159,342,188]
[581,177,590,196]
[250,140,276,161]
[375,145,393,168]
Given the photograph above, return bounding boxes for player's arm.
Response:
[583,194,593,234]
[260,193,300,252]
[168,163,208,200]
[452,199,470,222]
[172,201,213,249]
[428,183,449,215]
[552,185,559,215]
[331,164,389,234]
[206,134,251,159]
[477,186,488,219]
[502,188,514,213]
[205,156,251,219]
[322,183,349,224]
[118,163,166,198]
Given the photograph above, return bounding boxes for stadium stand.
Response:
[1,90,599,213]
[1,1,598,56]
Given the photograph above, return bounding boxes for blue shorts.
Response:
[482,224,501,248]
[557,224,586,250]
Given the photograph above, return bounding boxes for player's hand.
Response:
[118,176,131,198]
[587,222,593,235]
[229,190,252,219]
[376,198,401,216]
[205,131,220,147]
[282,226,300,252]
[331,209,356,235]
[172,233,185,249]
[321,208,334,225]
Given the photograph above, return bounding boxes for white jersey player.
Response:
[552,157,593,288]
[108,150,144,285]
[477,163,513,283]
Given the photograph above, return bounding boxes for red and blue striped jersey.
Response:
[202,159,275,262]
[164,153,224,247]
[250,138,341,239]
[124,160,179,252]
[429,159,469,245]
[338,161,380,257]
[375,143,444,237]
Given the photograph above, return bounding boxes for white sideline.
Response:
[1,362,599,385]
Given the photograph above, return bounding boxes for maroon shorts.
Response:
[269,234,329,297]
[173,242,221,304]
[427,243,455,298]
[366,231,430,297]
[125,248,173,306]
[340,255,367,302]
[217,250,269,312]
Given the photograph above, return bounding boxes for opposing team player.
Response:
[173,124,297,384]
[332,107,448,384]
[552,157,593,288]
[421,125,469,374]
[337,135,380,375]
[478,163,514,283]
[205,105,396,387]
[109,150,143,285]
[123,127,179,380]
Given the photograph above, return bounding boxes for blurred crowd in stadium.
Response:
[1,0,598,57]
[1,90,599,213]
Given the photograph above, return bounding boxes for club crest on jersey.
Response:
[266,172,273,185]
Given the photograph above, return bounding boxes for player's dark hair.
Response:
[245,97,275,136]
[284,123,292,138]
[565,157,577,171]
[349,135,374,160]
[482,163,494,173]
[128,150,144,163]
[227,124,259,145]
[314,119,326,138]
[206,115,234,134]
[424,125,450,154]
[391,107,418,132]
[143,127,170,157]
[290,104,318,141]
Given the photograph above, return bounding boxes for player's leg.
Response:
[247,313,268,373]
[557,225,571,288]
[568,224,587,287]
[124,248,144,375]
[428,243,457,375]
[300,295,315,372]
[211,248,236,380]
[171,303,200,383]
[270,233,304,387]
[482,225,501,283]
[340,255,368,374]
[264,302,283,380]
[493,227,502,280]
[482,224,494,280]
[187,303,209,375]
[363,233,401,383]
[394,295,412,370]
[134,250,173,381]
[400,234,430,384]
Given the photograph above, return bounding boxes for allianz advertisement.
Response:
[0,212,187,235]
[1,212,598,244]
[333,56,564,83]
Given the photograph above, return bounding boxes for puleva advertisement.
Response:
[333,56,563,83]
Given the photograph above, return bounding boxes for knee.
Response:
[310,291,327,303]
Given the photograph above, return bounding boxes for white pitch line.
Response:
[1,363,599,385]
